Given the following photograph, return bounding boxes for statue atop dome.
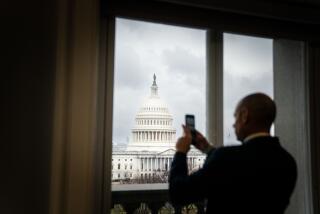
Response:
[151,74,158,97]
[152,73,157,86]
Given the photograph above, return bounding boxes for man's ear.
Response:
[240,107,249,124]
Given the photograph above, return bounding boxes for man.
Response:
[169,93,297,214]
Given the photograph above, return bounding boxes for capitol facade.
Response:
[112,75,206,183]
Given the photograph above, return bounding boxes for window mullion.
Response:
[206,30,223,147]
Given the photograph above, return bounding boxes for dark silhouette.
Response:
[169,93,297,214]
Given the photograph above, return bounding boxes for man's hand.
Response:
[175,125,192,154]
[193,130,212,153]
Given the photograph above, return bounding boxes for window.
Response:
[99,6,311,214]
[223,33,273,145]
[111,18,206,189]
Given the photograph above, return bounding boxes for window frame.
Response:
[99,4,316,214]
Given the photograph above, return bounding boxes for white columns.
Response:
[151,158,153,171]
[153,158,155,171]
[162,158,164,170]
[146,158,148,171]
[142,132,145,142]
[143,158,145,171]
[151,157,153,171]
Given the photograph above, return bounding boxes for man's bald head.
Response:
[238,93,276,129]
[233,93,276,141]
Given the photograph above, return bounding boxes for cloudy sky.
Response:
[112,18,273,146]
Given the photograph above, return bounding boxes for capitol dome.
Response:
[126,74,176,152]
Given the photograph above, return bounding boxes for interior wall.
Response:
[3,0,57,213]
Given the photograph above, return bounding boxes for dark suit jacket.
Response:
[169,136,297,214]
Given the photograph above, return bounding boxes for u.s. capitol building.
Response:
[112,75,206,182]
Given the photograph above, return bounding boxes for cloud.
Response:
[115,50,145,88]
[162,47,205,81]
[224,33,273,79]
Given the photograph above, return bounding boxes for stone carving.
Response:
[158,202,175,214]
[182,204,198,214]
[111,204,127,214]
[133,203,152,214]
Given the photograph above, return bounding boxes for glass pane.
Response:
[112,18,206,190]
[223,33,273,146]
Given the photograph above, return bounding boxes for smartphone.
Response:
[185,114,195,130]
[185,114,197,145]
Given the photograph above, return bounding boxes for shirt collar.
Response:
[243,132,270,143]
